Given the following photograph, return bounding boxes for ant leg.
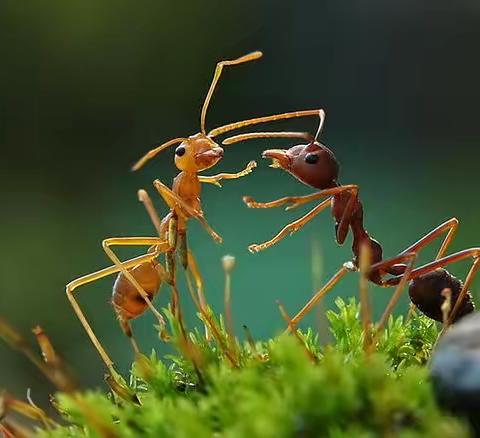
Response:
[390,248,480,324]
[138,189,165,236]
[371,218,460,279]
[66,250,163,373]
[448,257,480,324]
[248,198,332,253]
[153,179,223,243]
[186,249,207,310]
[399,217,459,260]
[198,160,257,187]
[392,218,459,316]
[376,252,417,332]
[370,219,459,322]
[115,312,140,355]
[102,237,170,325]
[246,186,359,253]
[286,265,350,331]
[336,190,360,244]
[209,109,325,138]
[243,184,358,210]
[201,51,263,134]
[222,131,313,145]
[138,189,178,287]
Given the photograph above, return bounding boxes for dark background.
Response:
[1,0,480,404]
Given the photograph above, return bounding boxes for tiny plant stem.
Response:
[406,303,416,322]
[359,243,372,351]
[0,318,71,391]
[376,253,416,332]
[0,420,34,438]
[441,288,452,326]
[277,301,316,363]
[224,272,233,337]
[31,325,78,393]
[32,326,60,368]
[242,325,257,353]
[222,256,236,341]
[184,268,239,367]
[186,251,210,338]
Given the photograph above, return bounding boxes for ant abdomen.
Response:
[112,260,163,321]
[409,268,475,323]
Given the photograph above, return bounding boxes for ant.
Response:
[227,109,477,327]
[66,51,328,375]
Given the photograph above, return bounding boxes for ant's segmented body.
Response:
[229,110,476,326]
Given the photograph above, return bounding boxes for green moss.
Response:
[37,299,469,438]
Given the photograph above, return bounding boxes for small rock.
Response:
[431,312,480,435]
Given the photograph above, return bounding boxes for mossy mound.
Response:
[37,299,469,438]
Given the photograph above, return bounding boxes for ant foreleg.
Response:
[246,186,359,253]
[198,160,257,187]
[153,179,223,243]
[248,198,332,253]
[243,184,358,210]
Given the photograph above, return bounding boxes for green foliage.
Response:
[38,300,468,438]
[327,297,438,369]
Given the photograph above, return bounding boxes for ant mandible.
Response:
[66,51,328,375]
[226,110,477,327]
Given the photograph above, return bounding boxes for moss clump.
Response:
[36,298,469,438]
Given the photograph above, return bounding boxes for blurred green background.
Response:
[1,0,480,404]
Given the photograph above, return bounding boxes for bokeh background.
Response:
[1,0,480,405]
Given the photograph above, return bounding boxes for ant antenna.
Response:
[200,51,263,134]
[220,109,326,146]
[314,109,326,141]
[132,137,186,171]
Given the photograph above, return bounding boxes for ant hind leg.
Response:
[66,250,162,374]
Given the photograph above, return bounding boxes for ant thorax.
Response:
[172,171,202,214]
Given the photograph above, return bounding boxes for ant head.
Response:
[174,133,224,172]
[262,141,339,189]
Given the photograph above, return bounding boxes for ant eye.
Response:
[305,153,319,164]
[175,146,186,157]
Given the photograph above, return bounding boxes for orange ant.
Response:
[229,110,476,328]
[66,51,328,375]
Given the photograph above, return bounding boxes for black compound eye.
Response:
[175,146,186,157]
[305,153,319,164]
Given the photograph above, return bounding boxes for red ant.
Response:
[225,110,477,327]
[66,51,329,375]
